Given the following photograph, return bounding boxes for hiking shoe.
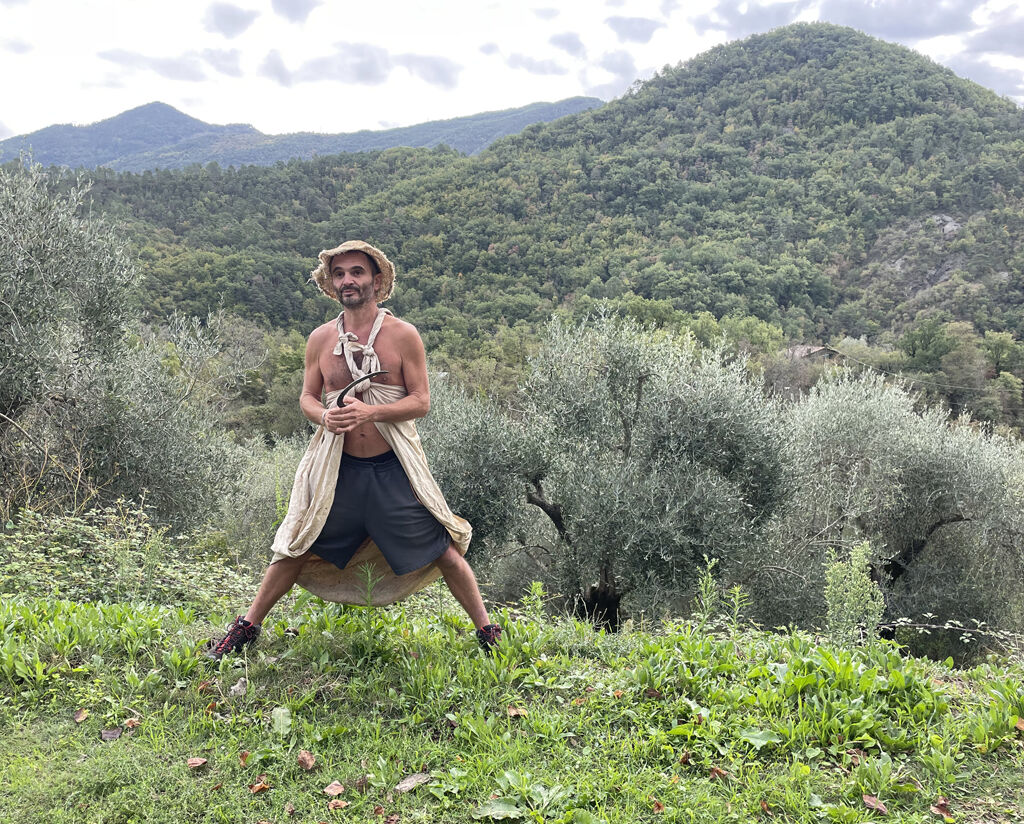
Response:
[205,616,260,660]
[476,623,502,651]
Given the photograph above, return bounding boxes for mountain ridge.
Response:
[0,98,603,171]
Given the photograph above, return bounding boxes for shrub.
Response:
[429,315,786,626]
[0,163,248,526]
[825,541,885,646]
[752,370,1024,652]
[0,503,256,612]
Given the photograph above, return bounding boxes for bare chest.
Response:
[318,332,405,394]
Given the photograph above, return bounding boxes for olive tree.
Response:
[753,371,1024,641]
[0,163,246,524]
[426,315,787,627]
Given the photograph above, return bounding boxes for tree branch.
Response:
[525,478,572,546]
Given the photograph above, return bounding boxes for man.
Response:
[207,240,501,658]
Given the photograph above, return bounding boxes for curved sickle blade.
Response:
[336,370,389,406]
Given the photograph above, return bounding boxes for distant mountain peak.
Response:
[0,97,602,171]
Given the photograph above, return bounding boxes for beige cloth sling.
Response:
[270,308,471,605]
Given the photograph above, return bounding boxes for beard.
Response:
[339,283,374,307]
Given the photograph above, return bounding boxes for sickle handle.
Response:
[336,370,389,406]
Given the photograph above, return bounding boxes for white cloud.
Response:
[1,0,1020,139]
[271,0,321,23]
[204,2,259,38]
[2,37,31,53]
[507,53,569,75]
[551,32,587,58]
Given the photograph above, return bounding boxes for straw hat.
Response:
[310,240,396,303]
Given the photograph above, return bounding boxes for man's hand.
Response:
[331,394,377,433]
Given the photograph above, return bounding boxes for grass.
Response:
[1,509,1022,823]
[0,574,1022,824]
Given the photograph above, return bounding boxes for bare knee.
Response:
[267,553,307,578]
[434,544,463,572]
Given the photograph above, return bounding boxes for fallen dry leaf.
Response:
[644,688,663,699]
[760,799,771,815]
[298,750,316,771]
[507,706,528,718]
[197,680,215,694]
[1016,718,1024,732]
[709,766,728,781]
[323,781,345,796]
[669,775,680,785]
[652,799,666,813]
[285,801,295,816]
[73,709,89,724]
[572,696,586,705]
[204,701,219,713]
[124,718,141,729]
[239,750,250,766]
[862,794,888,814]
[613,690,624,698]
[930,797,953,818]
[679,751,692,765]
[328,799,349,810]
[100,728,121,742]
[847,748,869,766]
[394,772,431,794]
[249,775,271,794]
[355,775,370,792]
[373,805,385,815]
[210,782,223,791]
[186,757,208,769]
[384,815,399,824]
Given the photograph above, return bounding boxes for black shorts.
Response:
[308,451,451,576]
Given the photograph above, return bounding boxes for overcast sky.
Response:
[1,0,1022,139]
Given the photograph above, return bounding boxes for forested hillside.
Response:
[62,23,1024,418]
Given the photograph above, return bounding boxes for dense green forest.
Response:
[53,23,1024,427]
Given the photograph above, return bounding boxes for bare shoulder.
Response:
[307,319,338,351]
[381,315,424,349]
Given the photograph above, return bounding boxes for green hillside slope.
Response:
[80,23,1024,361]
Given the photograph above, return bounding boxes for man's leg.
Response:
[244,553,307,625]
[206,554,307,659]
[433,543,499,642]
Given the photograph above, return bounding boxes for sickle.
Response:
[336,370,389,406]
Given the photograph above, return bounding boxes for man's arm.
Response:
[334,323,430,432]
[298,325,330,426]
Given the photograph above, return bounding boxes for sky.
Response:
[1,0,1022,140]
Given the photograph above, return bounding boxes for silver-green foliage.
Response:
[441,314,786,613]
[0,163,134,421]
[758,370,1024,635]
[0,163,245,523]
[418,377,525,548]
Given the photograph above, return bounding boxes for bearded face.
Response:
[330,251,380,308]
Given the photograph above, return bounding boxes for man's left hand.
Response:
[336,394,377,432]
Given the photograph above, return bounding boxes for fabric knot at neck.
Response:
[333,308,390,385]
